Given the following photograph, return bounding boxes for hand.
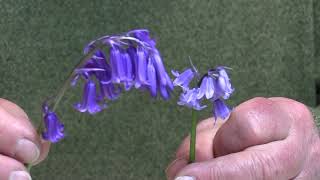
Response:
[0,98,50,180]
[166,97,320,180]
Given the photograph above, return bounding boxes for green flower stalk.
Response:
[172,62,234,162]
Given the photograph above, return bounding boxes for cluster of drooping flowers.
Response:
[41,29,173,143]
[72,29,173,114]
[172,62,234,121]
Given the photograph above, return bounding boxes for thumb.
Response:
[174,123,307,180]
[0,98,51,165]
[32,138,51,165]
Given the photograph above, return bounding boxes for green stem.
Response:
[26,44,103,173]
[189,109,197,163]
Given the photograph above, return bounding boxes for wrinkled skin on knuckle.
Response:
[273,98,316,138]
[295,136,320,179]
[249,150,287,180]
[233,97,282,144]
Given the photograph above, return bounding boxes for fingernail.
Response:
[9,171,32,180]
[174,176,195,180]
[15,139,40,163]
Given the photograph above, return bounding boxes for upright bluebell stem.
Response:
[172,62,234,163]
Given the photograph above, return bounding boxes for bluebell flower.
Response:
[159,72,174,100]
[127,29,156,48]
[87,50,112,84]
[120,49,134,91]
[80,50,122,102]
[172,68,196,91]
[99,82,121,101]
[71,51,111,86]
[131,46,149,89]
[213,98,231,120]
[177,88,207,110]
[109,45,122,84]
[197,76,215,99]
[147,57,157,97]
[209,66,234,99]
[148,49,174,99]
[74,80,106,114]
[173,63,234,120]
[42,103,64,143]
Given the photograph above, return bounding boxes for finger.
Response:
[213,97,292,157]
[167,127,215,180]
[196,118,218,132]
[32,139,51,165]
[175,118,224,160]
[166,158,188,180]
[0,154,31,180]
[166,119,225,180]
[175,127,308,179]
[268,96,316,128]
[269,97,320,179]
[0,98,45,164]
[175,98,313,180]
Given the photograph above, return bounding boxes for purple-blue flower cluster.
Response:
[40,29,173,143]
[173,65,234,120]
[73,29,173,114]
[39,28,234,144]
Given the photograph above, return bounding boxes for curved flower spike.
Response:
[74,80,106,114]
[42,103,64,143]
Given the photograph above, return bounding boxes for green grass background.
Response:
[0,0,319,179]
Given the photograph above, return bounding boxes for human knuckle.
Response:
[287,100,314,128]
[236,98,273,143]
